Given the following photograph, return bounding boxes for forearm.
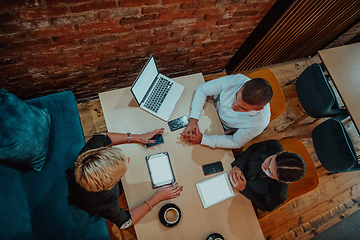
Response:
[129,184,182,225]
[106,132,142,146]
[241,186,267,210]
[189,87,207,120]
[201,134,246,149]
[241,186,282,212]
[129,193,161,225]
[201,125,267,149]
[190,79,225,119]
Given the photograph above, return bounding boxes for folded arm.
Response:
[201,126,263,149]
[189,78,228,121]
[183,79,226,135]
[241,183,288,212]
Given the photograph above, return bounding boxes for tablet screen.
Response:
[146,152,175,188]
[196,173,234,208]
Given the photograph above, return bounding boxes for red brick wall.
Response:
[0,0,277,101]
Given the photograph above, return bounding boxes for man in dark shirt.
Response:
[229,140,306,212]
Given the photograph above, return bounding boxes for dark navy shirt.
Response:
[67,134,131,229]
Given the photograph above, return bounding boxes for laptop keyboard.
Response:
[144,76,173,113]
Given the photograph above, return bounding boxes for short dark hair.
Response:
[275,152,306,183]
[241,78,273,107]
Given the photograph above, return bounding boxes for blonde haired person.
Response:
[67,129,183,229]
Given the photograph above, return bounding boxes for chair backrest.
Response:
[279,138,319,202]
[296,63,345,118]
[245,69,286,122]
[312,116,358,172]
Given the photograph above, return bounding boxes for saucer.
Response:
[159,203,181,228]
[206,232,224,240]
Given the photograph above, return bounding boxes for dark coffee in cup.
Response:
[164,207,179,224]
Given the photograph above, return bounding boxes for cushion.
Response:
[0,89,51,171]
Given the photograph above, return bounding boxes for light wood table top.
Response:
[99,73,264,240]
[318,42,360,133]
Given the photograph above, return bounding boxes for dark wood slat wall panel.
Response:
[269,1,332,64]
[289,1,359,61]
[233,0,360,73]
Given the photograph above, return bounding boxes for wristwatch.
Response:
[127,132,131,143]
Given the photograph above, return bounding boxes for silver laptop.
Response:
[130,55,185,121]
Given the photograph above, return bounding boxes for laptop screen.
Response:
[131,56,158,105]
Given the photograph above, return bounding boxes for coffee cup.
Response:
[206,233,224,240]
[164,207,179,224]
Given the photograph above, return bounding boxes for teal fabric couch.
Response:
[0,91,110,240]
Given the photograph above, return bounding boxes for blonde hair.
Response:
[74,146,127,192]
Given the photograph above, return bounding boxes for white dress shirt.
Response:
[189,74,271,149]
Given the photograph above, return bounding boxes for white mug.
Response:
[164,207,179,224]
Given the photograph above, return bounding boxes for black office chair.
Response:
[312,113,359,173]
[284,63,347,131]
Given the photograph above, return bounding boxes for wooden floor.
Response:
[77,55,360,240]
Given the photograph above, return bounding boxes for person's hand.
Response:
[154,183,183,202]
[130,183,183,225]
[182,118,199,135]
[137,128,164,144]
[229,166,246,191]
[180,131,203,144]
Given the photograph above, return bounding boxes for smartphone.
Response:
[168,115,189,131]
[202,161,224,176]
[145,134,164,148]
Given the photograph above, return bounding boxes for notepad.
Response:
[146,152,175,188]
[196,173,234,208]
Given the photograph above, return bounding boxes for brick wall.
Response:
[0,0,277,102]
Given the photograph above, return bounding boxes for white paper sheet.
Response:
[196,173,234,208]
[147,153,174,187]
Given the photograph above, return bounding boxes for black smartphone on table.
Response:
[202,161,224,176]
[168,115,189,131]
[145,134,164,148]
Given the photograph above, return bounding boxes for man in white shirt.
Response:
[180,74,273,149]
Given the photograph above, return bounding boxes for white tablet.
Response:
[146,152,175,188]
[196,173,234,208]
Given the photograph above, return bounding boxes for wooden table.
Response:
[318,42,360,133]
[99,73,264,240]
